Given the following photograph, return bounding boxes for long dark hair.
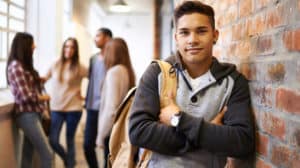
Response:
[6,32,40,84]
[104,38,135,88]
[57,37,80,82]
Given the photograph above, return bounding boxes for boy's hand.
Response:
[210,106,227,125]
[159,92,180,126]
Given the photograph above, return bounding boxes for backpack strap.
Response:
[137,60,177,168]
[114,87,137,123]
[152,60,177,108]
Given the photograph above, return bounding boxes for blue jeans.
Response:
[104,136,110,168]
[49,111,82,168]
[16,112,53,168]
[84,109,99,168]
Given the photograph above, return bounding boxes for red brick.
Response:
[283,29,300,51]
[257,0,271,10]
[232,23,241,41]
[267,63,285,82]
[253,108,260,128]
[216,15,222,28]
[266,4,284,29]
[219,28,232,44]
[271,145,293,167]
[217,1,229,12]
[216,4,238,27]
[287,121,300,151]
[239,0,252,18]
[292,152,300,168]
[224,0,238,5]
[213,47,221,58]
[297,61,300,82]
[239,63,255,80]
[227,43,236,57]
[217,15,227,28]
[256,132,269,157]
[256,157,272,168]
[213,0,238,12]
[252,87,264,106]
[261,86,273,107]
[232,22,247,41]
[224,5,238,25]
[236,40,252,59]
[252,86,274,106]
[253,14,266,35]
[291,128,300,148]
[248,14,267,36]
[252,86,264,105]
[246,18,253,37]
[256,36,273,54]
[211,3,219,13]
[276,88,300,115]
[261,112,286,140]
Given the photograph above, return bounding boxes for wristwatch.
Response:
[170,112,182,127]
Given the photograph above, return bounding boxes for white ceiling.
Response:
[97,0,154,14]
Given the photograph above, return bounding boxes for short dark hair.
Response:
[98,27,113,38]
[173,1,215,30]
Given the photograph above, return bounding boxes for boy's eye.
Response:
[179,31,189,35]
[197,29,208,34]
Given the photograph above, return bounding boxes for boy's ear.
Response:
[174,32,178,42]
[213,29,219,44]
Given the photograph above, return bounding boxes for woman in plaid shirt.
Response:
[6,32,53,168]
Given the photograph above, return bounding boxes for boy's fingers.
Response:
[220,106,227,115]
[215,106,227,119]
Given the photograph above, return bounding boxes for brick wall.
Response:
[200,0,300,167]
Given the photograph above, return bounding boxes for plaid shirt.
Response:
[7,60,45,113]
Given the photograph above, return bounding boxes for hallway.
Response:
[1,1,300,168]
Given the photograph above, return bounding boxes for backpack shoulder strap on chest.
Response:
[152,60,177,108]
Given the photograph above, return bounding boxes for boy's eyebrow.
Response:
[178,26,209,31]
[196,26,209,29]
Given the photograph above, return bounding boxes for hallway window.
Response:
[0,0,26,88]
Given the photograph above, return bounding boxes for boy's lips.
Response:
[185,47,203,53]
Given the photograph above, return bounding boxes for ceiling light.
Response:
[110,0,130,13]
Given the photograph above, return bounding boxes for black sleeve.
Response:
[177,73,255,157]
[129,63,191,155]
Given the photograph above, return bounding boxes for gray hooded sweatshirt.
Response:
[129,54,254,168]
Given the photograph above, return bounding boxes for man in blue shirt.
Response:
[84,27,112,168]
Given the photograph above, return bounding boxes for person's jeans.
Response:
[49,111,82,168]
[16,112,53,168]
[84,109,99,168]
[104,136,110,168]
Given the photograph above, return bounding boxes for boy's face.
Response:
[175,13,218,66]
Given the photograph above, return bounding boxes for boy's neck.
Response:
[184,57,212,78]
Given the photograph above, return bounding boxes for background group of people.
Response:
[7,27,134,168]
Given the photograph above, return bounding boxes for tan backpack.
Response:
[108,60,177,168]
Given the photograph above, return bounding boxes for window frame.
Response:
[0,0,26,89]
